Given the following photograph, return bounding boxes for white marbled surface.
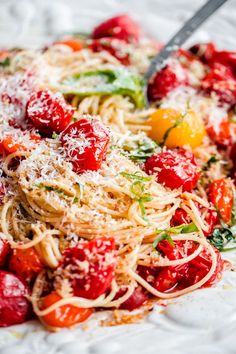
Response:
[0,0,236,353]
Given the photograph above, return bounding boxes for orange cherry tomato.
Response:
[147,108,205,148]
[41,293,93,328]
[209,178,234,223]
[0,134,41,155]
[9,247,44,282]
[55,39,84,52]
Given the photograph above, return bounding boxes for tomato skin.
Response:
[92,15,140,43]
[189,42,216,63]
[154,268,178,292]
[26,90,75,134]
[41,292,92,328]
[9,247,44,283]
[209,179,234,224]
[89,38,130,65]
[145,148,200,192]
[148,63,188,101]
[61,237,115,299]
[0,271,31,327]
[60,118,110,174]
[207,119,235,148]
[55,39,84,52]
[116,286,148,311]
[0,238,10,268]
[0,133,41,155]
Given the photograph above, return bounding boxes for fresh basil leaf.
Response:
[156,222,198,235]
[202,155,219,171]
[120,171,152,182]
[208,227,236,251]
[122,136,158,162]
[0,57,10,67]
[61,68,145,108]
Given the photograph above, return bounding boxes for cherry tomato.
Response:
[89,38,130,65]
[145,148,200,192]
[175,49,198,68]
[201,63,236,106]
[41,292,92,328]
[209,179,234,224]
[116,286,148,311]
[211,50,236,72]
[0,271,31,327]
[26,90,75,134]
[9,247,44,283]
[60,118,110,174]
[154,268,178,292]
[61,237,115,299]
[207,119,236,148]
[181,244,224,288]
[0,133,41,155]
[147,63,188,101]
[189,42,216,63]
[147,108,205,149]
[92,14,140,44]
[0,237,10,268]
[55,38,84,52]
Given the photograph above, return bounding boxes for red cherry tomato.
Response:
[211,50,236,72]
[209,179,234,224]
[26,90,75,134]
[0,237,10,268]
[116,286,148,311]
[0,271,31,327]
[41,292,92,328]
[171,208,190,227]
[154,268,178,292]
[92,14,140,44]
[89,38,130,65]
[145,148,200,192]
[9,247,44,282]
[60,118,110,174]
[207,119,236,148]
[189,42,216,63]
[201,63,236,106]
[147,63,188,101]
[61,237,116,299]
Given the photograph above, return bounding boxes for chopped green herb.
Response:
[120,171,152,182]
[72,116,78,122]
[160,111,188,147]
[121,136,158,162]
[153,233,174,250]
[52,132,59,139]
[35,184,63,194]
[208,227,236,252]
[202,155,219,171]
[73,196,79,204]
[156,222,198,235]
[0,57,10,67]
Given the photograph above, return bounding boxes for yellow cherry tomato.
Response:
[147,108,206,148]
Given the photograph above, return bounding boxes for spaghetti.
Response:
[0,14,235,331]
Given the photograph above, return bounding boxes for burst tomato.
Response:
[41,292,92,328]
[61,237,116,299]
[26,90,74,134]
[147,63,188,101]
[89,38,130,65]
[60,118,110,174]
[0,238,10,268]
[92,14,140,43]
[9,247,44,282]
[0,271,31,327]
[145,148,200,192]
[207,119,235,148]
[189,42,216,63]
[209,179,234,223]
[116,286,148,311]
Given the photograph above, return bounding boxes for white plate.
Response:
[0,1,236,353]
